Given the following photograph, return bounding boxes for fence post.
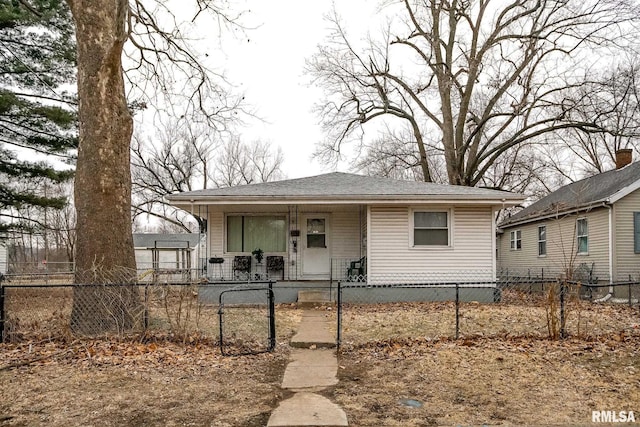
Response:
[218,291,224,351]
[0,282,5,343]
[143,283,149,332]
[268,281,276,351]
[337,281,342,350]
[560,281,567,339]
[455,283,460,340]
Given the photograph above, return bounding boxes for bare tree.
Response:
[214,137,285,188]
[307,0,640,188]
[132,119,218,232]
[132,119,285,232]
[65,0,245,333]
[353,124,445,182]
[549,59,640,177]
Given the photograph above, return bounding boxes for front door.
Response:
[302,215,330,278]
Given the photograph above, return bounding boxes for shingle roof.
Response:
[166,172,522,203]
[501,161,640,227]
[133,233,202,249]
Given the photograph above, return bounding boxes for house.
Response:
[166,172,523,301]
[133,233,205,282]
[497,149,640,296]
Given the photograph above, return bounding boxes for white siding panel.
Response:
[331,210,361,258]
[135,249,153,271]
[208,210,225,255]
[614,189,640,280]
[369,206,494,282]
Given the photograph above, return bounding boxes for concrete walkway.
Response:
[267,310,348,427]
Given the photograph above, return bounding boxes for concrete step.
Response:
[297,290,333,308]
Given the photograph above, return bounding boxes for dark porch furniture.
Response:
[208,257,225,280]
[266,255,285,280]
[233,256,251,280]
[347,256,366,281]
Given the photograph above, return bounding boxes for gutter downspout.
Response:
[595,202,614,302]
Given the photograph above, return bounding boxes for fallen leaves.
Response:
[334,334,640,426]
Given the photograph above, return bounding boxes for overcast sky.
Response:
[216,0,375,179]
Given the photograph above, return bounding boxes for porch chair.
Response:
[232,255,251,280]
[347,256,366,282]
[208,257,225,280]
[266,255,285,280]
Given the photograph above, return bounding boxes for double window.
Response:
[413,211,449,246]
[510,230,522,250]
[226,215,287,252]
[577,218,588,254]
[538,225,547,256]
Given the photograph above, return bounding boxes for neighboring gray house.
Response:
[133,233,205,281]
[166,172,523,287]
[498,151,640,291]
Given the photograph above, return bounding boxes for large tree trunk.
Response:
[67,0,141,334]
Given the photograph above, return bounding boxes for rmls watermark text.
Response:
[592,411,636,423]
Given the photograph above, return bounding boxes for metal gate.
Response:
[218,282,275,356]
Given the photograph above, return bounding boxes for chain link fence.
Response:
[337,271,640,348]
[0,269,279,354]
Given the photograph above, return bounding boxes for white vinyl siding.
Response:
[614,189,640,281]
[209,210,224,254]
[329,209,362,258]
[369,205,494,282]
[498,208,610,281]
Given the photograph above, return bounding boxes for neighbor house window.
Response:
[538,225,547,256]
[510,230,521,250]
[577,218,588,254]
[413,211,449,246]
[227,215,287,252]
[634,213,640,253]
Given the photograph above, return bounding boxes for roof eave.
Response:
[499,200,609,228]
[608,178,640,204]
[167,194,524,209]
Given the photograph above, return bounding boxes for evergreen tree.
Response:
[0,0,77,233]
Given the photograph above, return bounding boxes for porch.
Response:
[203,254,366,284]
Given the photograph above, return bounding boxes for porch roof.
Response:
[167,172,523,208]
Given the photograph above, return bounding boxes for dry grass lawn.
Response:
[1,303,639,426]
[331,336,640,426]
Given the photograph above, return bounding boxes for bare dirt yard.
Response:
[1,304,639,426]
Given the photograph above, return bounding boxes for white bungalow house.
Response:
[497,150,640,298]
[166,173,522,296]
